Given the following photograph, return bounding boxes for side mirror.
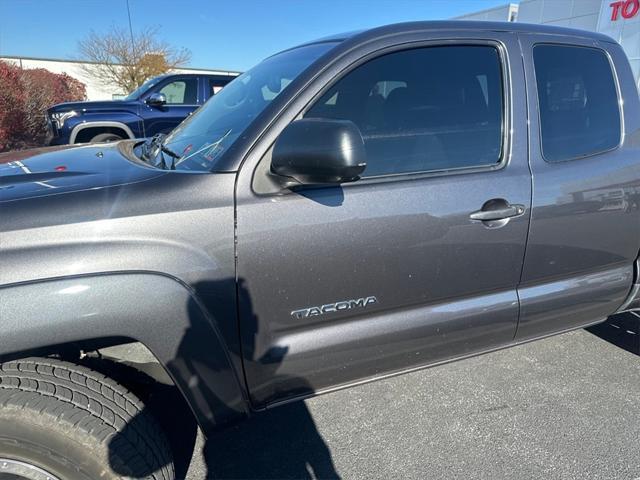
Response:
[271,118,366,186]
[146,92,166,107]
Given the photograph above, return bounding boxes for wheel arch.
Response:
[0,272,250,433]
[69,121,135,144]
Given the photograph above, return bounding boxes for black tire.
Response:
[90,132,123,143]
[0,357,174,480]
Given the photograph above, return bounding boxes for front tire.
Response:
[0,358,174,480]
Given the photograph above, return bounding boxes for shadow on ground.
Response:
[587,312,640,356]
[201,401,340,479]
[144,381,339,479]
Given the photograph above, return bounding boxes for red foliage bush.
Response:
[0,61,86,152]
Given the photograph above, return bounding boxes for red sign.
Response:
[610,0,640,20]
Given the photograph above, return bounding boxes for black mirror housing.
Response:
[271,118,367,186]
[146,92,167,107]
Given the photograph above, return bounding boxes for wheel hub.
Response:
[0,458,61,480]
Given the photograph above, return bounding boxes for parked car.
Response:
[1,20,640,479]
[46,72,237,145]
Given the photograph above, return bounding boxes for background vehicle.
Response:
[46,72,236,145]
[1,21,639,479]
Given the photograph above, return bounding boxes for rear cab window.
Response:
[533,45,621,162]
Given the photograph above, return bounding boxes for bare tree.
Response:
[78,26,191,94]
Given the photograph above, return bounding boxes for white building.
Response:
[0,56,240,101]
[454,3,519,22]
[457,0,640,90]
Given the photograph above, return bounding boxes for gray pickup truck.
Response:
[1,21,639,480]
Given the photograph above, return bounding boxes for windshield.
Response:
[162,42,337,171]
[125,76,166,100]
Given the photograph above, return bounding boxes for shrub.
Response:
[0,61,86,152]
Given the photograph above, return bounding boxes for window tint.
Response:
[533,45,620,162]
[159,78,198,104]
[304,46,504,177]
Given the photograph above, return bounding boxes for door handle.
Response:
[470,201,525,222]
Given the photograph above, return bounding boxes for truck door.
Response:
[235,33,532,407]
[142,76,200,137]
[516,34,640,340]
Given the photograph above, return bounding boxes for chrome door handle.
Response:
[470,203,525,222]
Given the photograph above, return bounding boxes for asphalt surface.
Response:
[178,313,639,480]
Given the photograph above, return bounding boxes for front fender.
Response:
[0,272,249,431]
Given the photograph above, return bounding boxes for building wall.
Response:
[455,3,518,21]
[459,0,640,90]
[596,1,640,86]
[0,56,240,101]
[517,0,601,30]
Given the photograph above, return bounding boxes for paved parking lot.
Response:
[181,314,639,480]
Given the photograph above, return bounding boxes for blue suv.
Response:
[46,72,237,145]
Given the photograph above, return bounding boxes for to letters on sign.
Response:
[610,0,640,20]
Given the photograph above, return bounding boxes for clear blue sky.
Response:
[0,0,507,71]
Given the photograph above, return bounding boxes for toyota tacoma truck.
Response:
[46,72,237,146]
[1,21,639,480]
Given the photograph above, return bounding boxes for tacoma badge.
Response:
[291,296,378,319]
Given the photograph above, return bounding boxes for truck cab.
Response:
[1,21,639,480]
[46,72,238,145]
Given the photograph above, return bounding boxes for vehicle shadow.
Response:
[586,312,640,356]
[203,399,340,479]
[200,277,340,479]
[106,277,340,479]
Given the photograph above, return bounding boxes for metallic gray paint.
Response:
[251,290,518,405]
[0,142,164,203]
[0,152,246,430]
[235,31,534,406]
[516,35,640,339]
[0,274,248,430]
[517,265,634,339]
[0,21,638,431]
